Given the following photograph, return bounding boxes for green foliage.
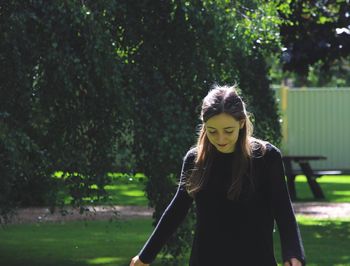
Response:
[278,0,350,82]
[0,118,54,220]
[0,0,284,261]
[0,1,125,216]
[118,0,283,262]
[270,55,350,87]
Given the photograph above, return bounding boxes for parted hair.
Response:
[186,84,266,200]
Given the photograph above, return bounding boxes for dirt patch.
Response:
[293,202,350,219]
[4,202,350,224]
[5,205,154,224]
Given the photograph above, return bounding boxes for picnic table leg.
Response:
[299,162,325,199]
[282,158,297,201]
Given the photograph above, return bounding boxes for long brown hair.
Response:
[186,84,266,200]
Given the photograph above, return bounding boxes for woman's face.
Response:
[205,113,244,153]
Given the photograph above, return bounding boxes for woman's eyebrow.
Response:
[206,126,235,129]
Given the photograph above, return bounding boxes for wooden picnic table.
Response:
[282,155,327,201]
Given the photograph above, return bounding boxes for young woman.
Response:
[130,85,305,266]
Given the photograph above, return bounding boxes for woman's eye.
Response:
[225,131,233,134]
[208,131,216,134]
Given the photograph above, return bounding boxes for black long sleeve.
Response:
[267,146,306,265]
[138,149,195,264]
[137,144,306,266]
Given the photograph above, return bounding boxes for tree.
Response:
[0,1,126,219]
[278,0,350,85]
[1,1,284,262]
[119,0,283,262]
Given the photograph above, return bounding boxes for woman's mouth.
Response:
[217,144,227,147]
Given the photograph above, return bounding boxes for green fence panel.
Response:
[274,86,350,171]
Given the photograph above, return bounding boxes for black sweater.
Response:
[138,143,306,266]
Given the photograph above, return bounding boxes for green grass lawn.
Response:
[1,216,350,266]
[78,174,350,206]
[294,175,350,202]
[101,182,148,206]
[0,219,151,266]
[54,172,149,206]
[59,174,350,206]
[108,174,350,205]
[2,174,347,265]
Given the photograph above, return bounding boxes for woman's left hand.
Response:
[284,257,302,266]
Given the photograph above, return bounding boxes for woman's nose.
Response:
[218,133,225,143]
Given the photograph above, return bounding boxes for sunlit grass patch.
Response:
[52,171,149,206]
[295,175,350,202]
[86,256,123,265]
[54,173,350,206]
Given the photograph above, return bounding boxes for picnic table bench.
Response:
[282,155,350,201]
[282,155,327,200]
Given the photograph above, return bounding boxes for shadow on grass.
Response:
[0,256,87,266]
[0,255,130,266]
[0,220,152,266]
[275,217,350,266]
[300,218,350,265]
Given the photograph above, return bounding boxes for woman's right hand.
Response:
[129,255,150,266]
